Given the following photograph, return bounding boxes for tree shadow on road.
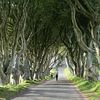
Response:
[12,80,86,100]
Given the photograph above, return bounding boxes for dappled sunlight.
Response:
[0,0,100,100]
[12,67,87,100]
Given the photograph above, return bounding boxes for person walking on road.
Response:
[56,72,58,81]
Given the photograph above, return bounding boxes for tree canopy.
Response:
[0,0,100,84]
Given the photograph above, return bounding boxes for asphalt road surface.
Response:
[12,67,88,100]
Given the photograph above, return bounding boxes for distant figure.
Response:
[56,72,58,81]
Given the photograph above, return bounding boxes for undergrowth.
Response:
[0,76,52,100]
[64,68,100,100]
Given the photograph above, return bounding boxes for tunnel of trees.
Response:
[0,0,100,85]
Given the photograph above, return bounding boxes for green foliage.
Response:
[64,67,74,79]
[0,79,43,99]
[25,80,41,84]
[45,75,51,80]
[72,77,100,100]
[50,68,56,77]
[0,82,30,99]
[64,68,100,100]
[0,98,6,100]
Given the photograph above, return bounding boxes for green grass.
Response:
[0,98,6,100]
[64,68,100,100]
[0,82,30,99]
[0,79,44,100]
[0,74,54,100]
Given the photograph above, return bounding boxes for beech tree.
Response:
[0,0,100,85]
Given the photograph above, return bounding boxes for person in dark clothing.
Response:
[56,72,58,81]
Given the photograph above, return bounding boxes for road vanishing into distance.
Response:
[12,67,88,100]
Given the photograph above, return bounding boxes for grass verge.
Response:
[0,78,50,100]
[64,68,100,100]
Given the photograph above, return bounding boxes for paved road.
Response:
[12,67,88,100]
